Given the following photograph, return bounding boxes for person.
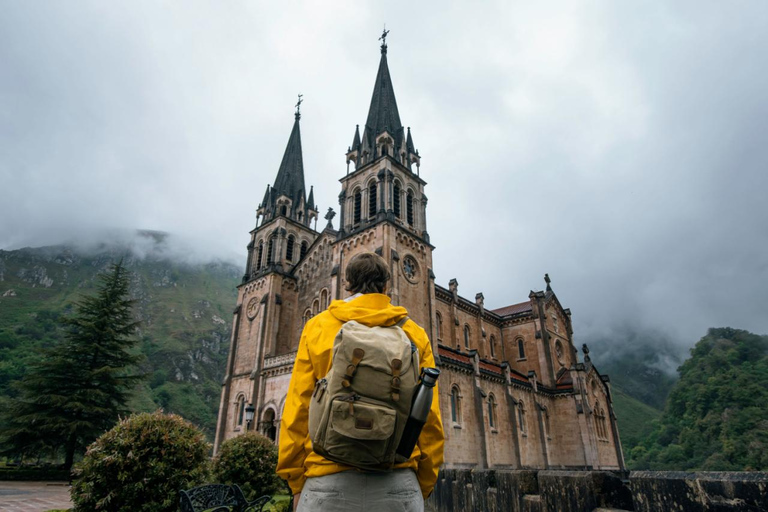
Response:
[277,252,444,512]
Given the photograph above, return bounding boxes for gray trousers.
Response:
[297,469,423,512]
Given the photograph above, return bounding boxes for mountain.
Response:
[0,233,242,439]
[628,327,768,470]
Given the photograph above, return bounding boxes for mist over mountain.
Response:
[587,327,685,409]
[0,231,241,438]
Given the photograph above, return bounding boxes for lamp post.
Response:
[245,404,255,431]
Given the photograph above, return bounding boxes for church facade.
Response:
[214,37,625,471]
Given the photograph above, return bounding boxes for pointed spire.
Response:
[261,184,271,208]
[406,126,415,153]
[307,186,315,209]
[272,110,306,204]
[351,125,361,151]
[362,31,403,153]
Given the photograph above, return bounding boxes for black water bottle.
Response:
[396,367,441,459]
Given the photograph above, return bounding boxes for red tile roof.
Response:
[438,346,472,364]
[491,300,533,317]
[479,360,503,376]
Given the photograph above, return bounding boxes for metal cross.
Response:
[295,94,303,115]
[379,26,390,46]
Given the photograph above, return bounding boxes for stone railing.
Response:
[263,351,297,370]
[425,469,768,512]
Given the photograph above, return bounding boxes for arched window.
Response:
[267,235,275,265]
[435,312,443,341]
[262,408,276,442]
[464,325,471,350]
[450,385,462,425]
[236,395,245,427]
[303,309,312,325]
[353,188,362,224]
[280,205,287,216]
[368,181,377,218]
[320,289,329,310]
[297,211,303,222]
[517,401,526,433]
[286,235,295,262]
[393,182,401,217]
[517,338,526,360]
[256,241,264,270]
[312,299,320,316]
[406,190,414,226]
[490,336,497,359]
[488,394,497,429]
[300,241,308,260]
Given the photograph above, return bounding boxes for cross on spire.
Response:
[295,93,303,120]
[379,25,390,54]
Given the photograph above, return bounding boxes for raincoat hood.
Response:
[327,293,408,327]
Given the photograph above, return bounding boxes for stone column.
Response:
[338,190,346,237]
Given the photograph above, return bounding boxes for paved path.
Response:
[0,482,72,512]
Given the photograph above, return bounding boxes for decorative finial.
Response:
[325,207,336,229]
[544,273,552,291]
[379,25,390,54]
[295,93,304,120]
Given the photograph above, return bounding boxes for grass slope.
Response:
[611,385,661,460]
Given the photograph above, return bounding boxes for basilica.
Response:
[214,35,624,471]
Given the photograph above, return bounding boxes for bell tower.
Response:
[334,31,436,342]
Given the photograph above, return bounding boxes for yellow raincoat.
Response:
[277,293,444,499]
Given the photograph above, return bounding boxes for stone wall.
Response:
[426,469,768,512]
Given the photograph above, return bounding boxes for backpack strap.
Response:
[391,359,402,402]
[342,347,365,388]
[394,316,409,328]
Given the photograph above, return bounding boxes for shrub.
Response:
[71,411,210,512]
[212,432,288,501]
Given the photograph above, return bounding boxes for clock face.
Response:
[246,297,260,320]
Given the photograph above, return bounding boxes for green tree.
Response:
[0,261,143,469]
[629,327,768,470]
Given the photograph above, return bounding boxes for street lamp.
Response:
[245,404,255,430]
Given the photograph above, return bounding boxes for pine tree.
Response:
[1,261,143,470]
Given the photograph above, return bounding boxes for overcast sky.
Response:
[2,1,767,354]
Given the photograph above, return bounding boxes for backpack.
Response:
[308,317,420,471]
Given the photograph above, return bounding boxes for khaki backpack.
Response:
[308,318,420,471]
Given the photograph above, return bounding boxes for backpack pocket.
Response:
[321,395,397,468]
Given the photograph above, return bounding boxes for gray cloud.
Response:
[2,1,767,354]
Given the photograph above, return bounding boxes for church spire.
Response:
[272,100,306,204]
[257,96,319,228]
[361,29,403,158]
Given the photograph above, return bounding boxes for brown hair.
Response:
[345,252,390,294]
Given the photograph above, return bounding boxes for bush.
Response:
[212,432,288,501]
[71,411,210,512]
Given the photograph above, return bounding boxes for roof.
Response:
[361,47,405,153]
[490,300,533,317]
[272,115,306,205]
[438,346,473,369]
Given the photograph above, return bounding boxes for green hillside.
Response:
[629,327,768,471]
[0,236,241,439]
[611,385,661,461]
